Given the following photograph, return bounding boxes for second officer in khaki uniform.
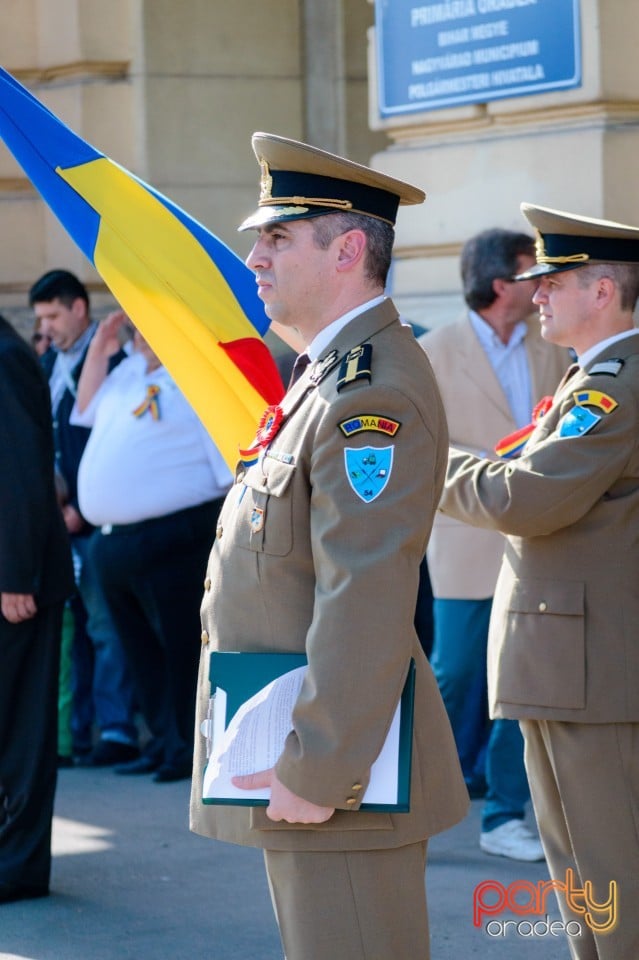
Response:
[442,202,639,960]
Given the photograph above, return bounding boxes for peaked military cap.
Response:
[238,132,425,231]
[515,202,639,279]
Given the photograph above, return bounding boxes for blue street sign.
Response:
[375,0,582,117]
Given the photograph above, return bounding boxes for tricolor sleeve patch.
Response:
[573,390,618,413]
[339,415,401,437]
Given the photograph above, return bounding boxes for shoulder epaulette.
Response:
[589,358,624,376]
[336,343,372,392]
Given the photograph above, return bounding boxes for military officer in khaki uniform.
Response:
[189,133,468,960]
[442,202,639,960]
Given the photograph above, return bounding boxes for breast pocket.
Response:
[497,579,586,709]
[234,459,296,557]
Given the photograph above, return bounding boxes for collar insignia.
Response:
[310,349,340,384]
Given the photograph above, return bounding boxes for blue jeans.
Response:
[71,534,138,750]
[430,597,531,832]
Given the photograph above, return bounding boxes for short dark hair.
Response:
[461,228,534,311]
[310,212,395,288]
[575,262,639,312]
[28,269,89,309]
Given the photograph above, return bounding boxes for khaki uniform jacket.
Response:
[190,299,469,851]
[420,316,570,599]
[441,332,639,722]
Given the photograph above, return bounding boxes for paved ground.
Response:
[0,766,573,959]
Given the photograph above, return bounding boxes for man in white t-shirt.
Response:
[72,311,232,782]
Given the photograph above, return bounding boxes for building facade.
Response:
[0,0,637,336]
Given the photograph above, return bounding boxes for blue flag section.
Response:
[0,66,284,468]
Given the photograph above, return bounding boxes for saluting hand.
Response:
[232,767,335,824]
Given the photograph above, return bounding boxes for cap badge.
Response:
[259,158,273,202]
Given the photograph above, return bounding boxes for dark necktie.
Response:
[287,352,311,390]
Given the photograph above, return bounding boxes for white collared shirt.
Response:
[307,296,387,361]
[469,310,532,429]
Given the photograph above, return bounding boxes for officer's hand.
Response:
[1,592,37,623]
[232,768,335,824]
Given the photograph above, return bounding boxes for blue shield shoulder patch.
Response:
[558,406,601,438]
[344,446,394,503]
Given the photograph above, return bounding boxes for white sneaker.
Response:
[480,819,545,862]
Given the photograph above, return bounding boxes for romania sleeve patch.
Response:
[572,390,618,413]
[339,415,401,437]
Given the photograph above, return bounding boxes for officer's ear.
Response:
[336,229,366,272]
[593,275,616,310]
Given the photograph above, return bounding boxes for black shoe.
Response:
[0,882,49,905]
[114,756,160,776]
[80,740,140,767]
[152,763,192,783]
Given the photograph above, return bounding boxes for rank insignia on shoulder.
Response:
[336,344,372,392]
[344,446,394,503]
[589,358,624,376]
[339,414,401,437]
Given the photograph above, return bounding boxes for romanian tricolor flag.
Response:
[494,395,554,460]
[0,66,284,469]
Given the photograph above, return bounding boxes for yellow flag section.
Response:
[58,157,267,469]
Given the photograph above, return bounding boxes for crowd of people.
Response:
[0,129,637,960]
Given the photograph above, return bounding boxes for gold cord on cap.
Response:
[535,229,590,265]
[259,195,353,211]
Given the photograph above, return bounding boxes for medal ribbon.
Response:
[132,384,161,420]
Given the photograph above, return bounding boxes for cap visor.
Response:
[239,205,336,232]
[514,262,586,281]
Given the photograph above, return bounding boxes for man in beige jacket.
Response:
[443,203,639,960]
[190,133,468,960]
[420,228,569,860]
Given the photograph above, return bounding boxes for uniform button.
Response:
[261,476,268,486]
[204,577,212,591]
[201,630,209,645]
[236,471,245,483]
[216,525,223,539]
[538,601,547,613]
[345,797,357,806]
[351,783,362,792]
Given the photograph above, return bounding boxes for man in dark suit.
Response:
[0,314,75,903]
[30,270,139,766]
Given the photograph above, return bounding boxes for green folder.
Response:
[202,651,415,812]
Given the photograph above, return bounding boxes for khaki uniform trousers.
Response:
[521,719,639,960]
[264,840,429,960]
